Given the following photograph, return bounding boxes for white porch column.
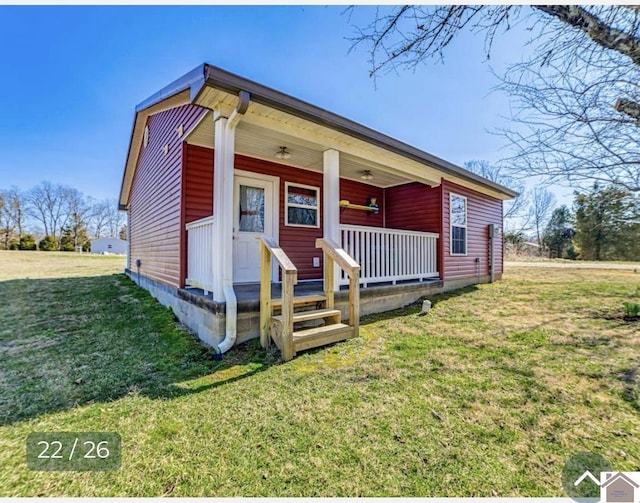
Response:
[323,149,340,242]
[212,111,236,302]
[323,149,341,292]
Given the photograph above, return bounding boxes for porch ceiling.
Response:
[186,115,420,188]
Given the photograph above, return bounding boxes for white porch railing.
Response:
[185,216,215,294]
[339,224,439,286]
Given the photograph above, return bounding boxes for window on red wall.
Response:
[285,182,320,228]
[450,193,467,255]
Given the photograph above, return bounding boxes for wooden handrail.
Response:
[259,237,297,361]
[315,238,360,276]
[315,237,360,335]
[260,236,297,277]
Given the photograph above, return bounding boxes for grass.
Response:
[1,251,639,496]
[0,250,126,281]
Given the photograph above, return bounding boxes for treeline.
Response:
[508,183,640,261]
[0,181,125,251]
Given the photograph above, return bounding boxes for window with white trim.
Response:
[450,193,467,255]
[285,182,319,228]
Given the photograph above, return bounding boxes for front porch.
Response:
[185,219,440,294]
[183,219,441,360]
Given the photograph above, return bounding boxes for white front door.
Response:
[233,174,276,283]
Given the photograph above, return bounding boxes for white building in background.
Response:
[91,237,127,255]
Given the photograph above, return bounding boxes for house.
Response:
[118,63,517,360]
[601,472,639,503]
[91,237,127,255]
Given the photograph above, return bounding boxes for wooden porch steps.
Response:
[272,308,341,325]
[260,237,360,362]
[271,307,350,354]
[293,323,355,352]
[271,294,327,309]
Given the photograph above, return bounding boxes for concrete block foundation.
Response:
[125,270,497,350]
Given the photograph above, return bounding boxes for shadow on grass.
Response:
[0,274,277,426]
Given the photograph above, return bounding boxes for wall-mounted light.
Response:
[360,170,373,181]
[275,146,291,160]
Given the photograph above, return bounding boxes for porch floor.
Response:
[234,281,324,302]
[183,281,325,303]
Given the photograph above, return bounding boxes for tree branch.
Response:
[534,5,640,65]
[614,97,640,120]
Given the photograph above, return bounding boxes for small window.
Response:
[107,244,113,250]
[238,184,265,233]
[285,182,319,228]
[450,193,467,255]
[143,125,149,148]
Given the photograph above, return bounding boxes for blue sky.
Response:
[0,5,533,202]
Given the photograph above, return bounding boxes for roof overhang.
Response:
[119,63,518,210]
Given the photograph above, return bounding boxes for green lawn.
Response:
[1,251,638,496]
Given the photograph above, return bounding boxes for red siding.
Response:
[235,155,324,281]
[385,182,442,276]
[182,147,325,281]
[184,144,214,223]
[128,104,206,288]
[441,179,503,280]
[339,179,384,227]
[385,182,440,233]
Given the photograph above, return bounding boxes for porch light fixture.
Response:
[275,146,291,160]
[360,170,374,181]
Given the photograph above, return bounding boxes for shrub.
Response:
[18,234,37,251]
[59,239,75,252]
[38,235,59,251]
[566,246,579,260]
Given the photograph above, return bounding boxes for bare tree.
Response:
[9,188,25,241]
[497,7,640,193]
[87,199,111,239]
[24,182,82,244]
[107,206,126,239]
[61,188,92,248]
[348,6,640,192]
[0,187,25,246]
[26,181,56,239]
[0,192,15,249]
[529,187,556,247]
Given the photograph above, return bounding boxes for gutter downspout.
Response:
[215,91,250,355]
[488,224,496,283]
